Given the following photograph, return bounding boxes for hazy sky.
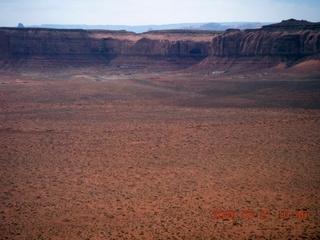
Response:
[0,0,319,27]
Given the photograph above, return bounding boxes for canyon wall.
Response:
[210,28,320,57]
[0,20,319,70]
[0,29,212,58]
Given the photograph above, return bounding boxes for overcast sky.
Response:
[0,0,319,27]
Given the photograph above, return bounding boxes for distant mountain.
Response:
[30,22,273,33]
[34,23,203,33]
[185,22,270,31]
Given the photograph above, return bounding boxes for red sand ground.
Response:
[0,68,320,239]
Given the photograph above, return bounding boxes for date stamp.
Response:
[212,209,308,220]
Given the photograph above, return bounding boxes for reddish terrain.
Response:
[0,20,320,239]
[1,19,319,72]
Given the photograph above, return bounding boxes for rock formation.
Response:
[0,19,319,71]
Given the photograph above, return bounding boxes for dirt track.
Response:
[1,69,320,239]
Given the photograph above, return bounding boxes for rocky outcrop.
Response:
[0,19,319,70]
[210,27,320,58]
[0,28,116,58]
[0,28,211,68]
[262,19,320,31]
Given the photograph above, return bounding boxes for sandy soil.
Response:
[0,68,320,239]
[88,30,216,42]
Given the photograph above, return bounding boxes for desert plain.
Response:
[0,59,320,240]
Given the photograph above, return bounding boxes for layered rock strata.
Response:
[0,20,319,70]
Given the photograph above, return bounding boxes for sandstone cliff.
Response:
[210,27,320,57]
[0,19,319,71]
